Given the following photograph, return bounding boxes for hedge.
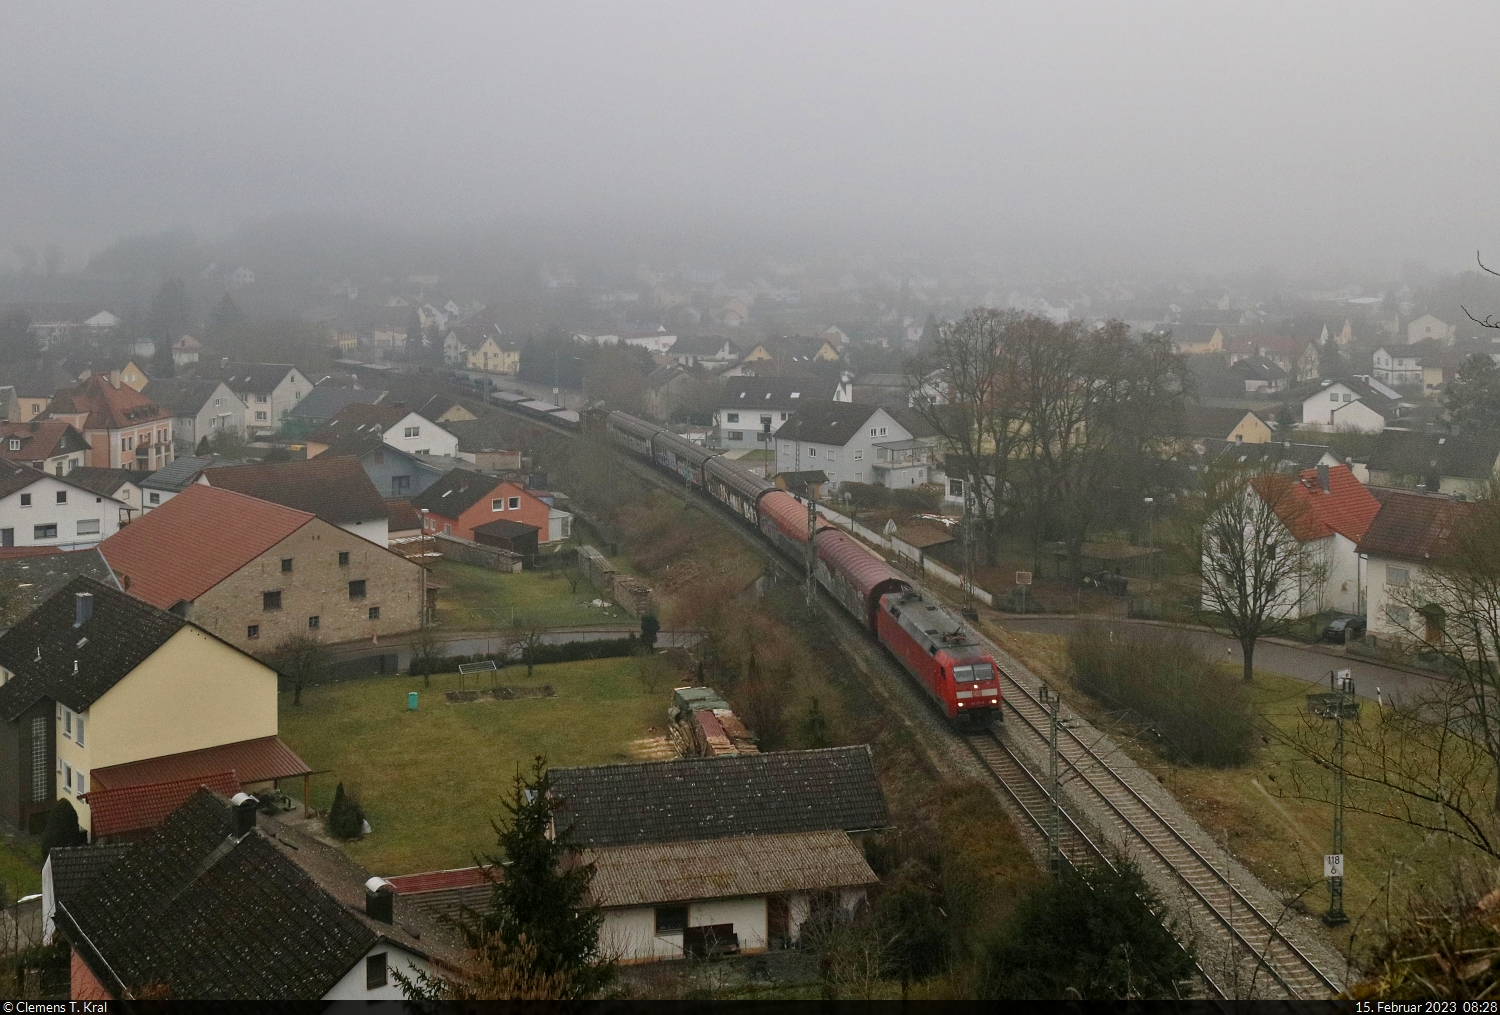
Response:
[409,635,640,676]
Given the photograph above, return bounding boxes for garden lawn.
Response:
[431,559,629,629]
[278,657,664,876]
[0,838,41,900]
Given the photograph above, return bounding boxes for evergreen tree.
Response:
[41,800,85,857]
[476,756,609,996]
[875,859,948,998]
[196,436,212,456]
[147,278,190,343]
[976,860,1194,999]
[1447,352,1500,432]
[639,614,659,650]
[801,696,830,747]
[406,308,423,351]
[0,309,36,364]
[327,782,364,840]
[208,293,244,341]
[153,348,177,378]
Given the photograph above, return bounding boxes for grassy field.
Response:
[0,837,41,899]
[278,657,669,875]
[990,625,1492,958]
[431,558,632,629]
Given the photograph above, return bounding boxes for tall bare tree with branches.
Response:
[1184,460,1331,682]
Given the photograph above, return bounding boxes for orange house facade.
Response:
[412,471,556,542]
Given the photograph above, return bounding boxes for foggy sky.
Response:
[5,2,1500,273]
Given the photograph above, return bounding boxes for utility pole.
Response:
[961,482,978,621]
[1143,496,1155,617]
[1307,668,1358,926]
[1039,682,1063,876]
[806,488,817,607]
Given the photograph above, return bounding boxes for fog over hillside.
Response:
[5,2,1500,274]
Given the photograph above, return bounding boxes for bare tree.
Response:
[1185,460,1331,681]
[410,623,441,688]
[264,635,332,705]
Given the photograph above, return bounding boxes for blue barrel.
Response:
[408,691,418,711]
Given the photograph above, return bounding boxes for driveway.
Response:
[994,614,1443,706]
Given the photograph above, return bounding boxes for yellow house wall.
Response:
[1228,414,1273,444]
[58,626,279,833]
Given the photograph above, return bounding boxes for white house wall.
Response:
[0,477,124,549]
[322,943,434,1000]
[1330,400,1385,434]
[692,897,768,951]
[1364,554,1423,642]
[341,517,391,548]
[601,908,688,964]
[382,412,458,458]
[774,407,921,487]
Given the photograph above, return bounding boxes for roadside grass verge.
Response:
[988,624,1492,960]
[277,657,665,875]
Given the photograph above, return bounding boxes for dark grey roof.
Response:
[720,377,835,411]
[287,386,384,421]
[47,844,132,909]
[59,789,460,1000]
[204,457,387,524]
[0,359,73,398]
[219,363,299,395]
[0,576,183,721]
[60,467,137,498]
[1202,438,1335,471]
[141,378,224,417]
[0,550,118,630]
[1365,429,1500,481]
[1230,355,1287,381]
[138,456,215,492]
[550,746,888,849]
[410,467,501,516]
[776,402,934,446]
[443,416,515,453]
[1180,405,1267,440]
[0,461,46,500]
[1292,376,1399,412]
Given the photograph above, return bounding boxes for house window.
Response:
[308,615,320,629]
[349,579,367,599]
[247,624,259,639]
[263,591,282,611]
[6,439,17,451]
[62,762,72,795]
[869,427,878,437]
[76,519,100,536]
[826,451,836,462]
[1387,566,1410,588]
[853,450,862,460]
[75,718,84,747]
[655,905,688,935]
[256,394,268,403]
[368,606,381,620]
[780,412,788,421]
[1388,605,1411,626]
[29,716,46,803]
[949,478,964,497]
[339,551,350,566]
[366,953,388,989]
[75,769,86,794]
[63,709,71,739]
[728,431,743,441]
[727,413,740,423]
[443,523,452,535]
[19,494,30,507]
[281,558,293,573]
[492,498,505,511]
[1343,393,1352,402]
[508,497,520,510]
[56,491,66,504]
[878,427,887,437]
[404,426,420,438]
[254,411,268,421]
[390,475,409,495]
[34,524,57,540]
[808,447,817,457]
[149,492,160,505]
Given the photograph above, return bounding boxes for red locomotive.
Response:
[603,414,1001,724]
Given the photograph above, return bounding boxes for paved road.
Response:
[995,614,1443,706]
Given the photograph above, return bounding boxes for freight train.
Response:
[605,410,1001,724]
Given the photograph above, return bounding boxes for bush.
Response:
[1067,623,1255,767]
[40,800,84,857]
[975,860,1195,999]
[327,782,364,840]
[408,637,638,676]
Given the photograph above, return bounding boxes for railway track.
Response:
[983,661,1340,999]
[450,381,1343,998]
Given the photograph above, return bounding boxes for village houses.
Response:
[47,374,174,472]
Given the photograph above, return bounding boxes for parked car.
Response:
[1082,570,1129,596]
[1322,615,1366,642]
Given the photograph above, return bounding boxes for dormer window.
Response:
[6,439,18,451]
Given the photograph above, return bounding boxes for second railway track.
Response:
[455,382,1345,1000]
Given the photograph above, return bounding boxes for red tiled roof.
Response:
[0,419,87,463]
[88,736,312,792]
[98,484,313,609]
[386,498,421,531]
[84,771,241,838]
[1252,464,1380,543]
[0,545,67,560]
[385,865,495,894]
[49,374,170,431]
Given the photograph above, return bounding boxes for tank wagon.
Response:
[604,409,999,724]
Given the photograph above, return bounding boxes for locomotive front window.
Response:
[952,665,974,682]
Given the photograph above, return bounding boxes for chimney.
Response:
[364,877,395,923]
[74,592,93,627]
[231,792,258,836]
[1317,463,1330,494]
